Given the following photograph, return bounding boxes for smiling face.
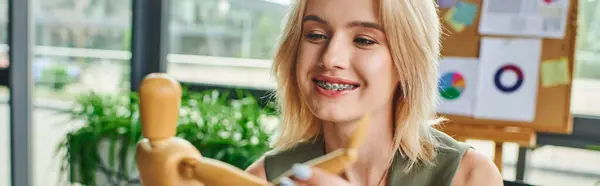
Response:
[296,0,399,123]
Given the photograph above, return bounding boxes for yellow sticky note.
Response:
[444,7,465,32]
[541,57,570,87]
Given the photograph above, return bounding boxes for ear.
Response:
[393,82,404,101]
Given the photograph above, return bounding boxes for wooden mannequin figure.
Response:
[135,73,270,186]
[134,73,370,186]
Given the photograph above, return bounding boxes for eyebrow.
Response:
[348,21,384,32]
[303,15,328,24]
[302,15,385,32]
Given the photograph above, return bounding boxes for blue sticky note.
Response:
[452,2,478,26]
[438,0,458,8]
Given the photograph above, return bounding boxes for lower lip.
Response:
[314,83,358,97]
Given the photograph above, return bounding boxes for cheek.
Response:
[296,44,321,78]
[356,51,395,83]
[295,44,315,89]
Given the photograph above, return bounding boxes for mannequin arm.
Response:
[182,157,272,186]
[271,114,370,184]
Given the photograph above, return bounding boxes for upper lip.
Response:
[313,75,360,86]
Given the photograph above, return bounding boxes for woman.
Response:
[246,0,504,185]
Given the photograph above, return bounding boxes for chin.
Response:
[311,107,361,124]
[315,114,350,123]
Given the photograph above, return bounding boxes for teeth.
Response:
[316,80,356,91]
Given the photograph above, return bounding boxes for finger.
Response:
[290,163,351,186]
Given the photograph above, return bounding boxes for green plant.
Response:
[56,88,278,185]
[40,63,76,90]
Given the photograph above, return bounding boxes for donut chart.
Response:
[494,64,524,93]
[439,72,465,100]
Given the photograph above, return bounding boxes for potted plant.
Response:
[56,88,278,185]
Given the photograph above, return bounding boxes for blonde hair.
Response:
[270,0,444,171]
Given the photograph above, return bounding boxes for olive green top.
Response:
[263,129,471,186]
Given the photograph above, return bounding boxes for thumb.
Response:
[290,163,352,186]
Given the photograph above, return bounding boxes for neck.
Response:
[320,104,396,185]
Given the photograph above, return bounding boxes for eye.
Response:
[304,32,328,42]
[354,37,377,46]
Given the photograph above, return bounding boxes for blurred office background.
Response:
[0,0,599,186]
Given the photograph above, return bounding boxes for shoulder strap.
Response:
[387,129,472,186]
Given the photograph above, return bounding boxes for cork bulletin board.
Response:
[436,0,579,134]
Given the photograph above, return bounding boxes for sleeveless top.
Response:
[263,129,471,186]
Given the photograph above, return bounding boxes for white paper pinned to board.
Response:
[473,37,542,122]
[437,57,479,117]
[479,0,570,39]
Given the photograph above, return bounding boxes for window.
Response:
[0,0,9,184]
[0,45,7,69]
[572,0,600,116]
[33,0,132,101]
[0,92,8,186]
[30,0,132,185]
[0,0,7,70]
[167,0,290,89]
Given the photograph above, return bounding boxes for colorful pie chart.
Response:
[494,64,524,93]
[439,72,465,100]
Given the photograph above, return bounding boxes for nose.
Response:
[320,34,350,70]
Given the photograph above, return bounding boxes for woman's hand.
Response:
[279,164,354,186]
